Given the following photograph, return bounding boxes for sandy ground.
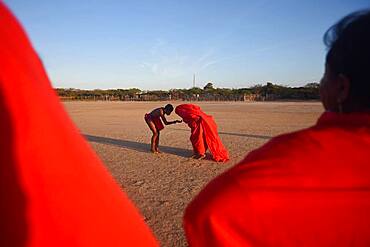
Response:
[63,101,324,246]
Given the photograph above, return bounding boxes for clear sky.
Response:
[4,0,369,90]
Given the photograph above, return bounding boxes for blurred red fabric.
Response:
[0,2,158,246]
[184,111,370,246]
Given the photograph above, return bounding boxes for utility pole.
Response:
[193,73,196,88]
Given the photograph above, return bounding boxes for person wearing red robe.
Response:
[175,104,229,162]
[0,2,157,247]
[183,10,370,246]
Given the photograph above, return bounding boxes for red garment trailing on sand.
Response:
[184,111,370,247]
[145,113,164,131]
[175,104,229,162]
[0,3,157,247]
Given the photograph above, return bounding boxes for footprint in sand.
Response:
[133,180,145,187]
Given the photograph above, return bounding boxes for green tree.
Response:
[203,82,214,91]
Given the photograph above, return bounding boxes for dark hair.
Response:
[164,104,174,112]
[324,9,370,108]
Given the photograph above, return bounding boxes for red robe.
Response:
[175,104,229,162]
[0,3,157,247]
[184,112,370,246]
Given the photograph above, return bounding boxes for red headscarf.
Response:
[0,2,157,246]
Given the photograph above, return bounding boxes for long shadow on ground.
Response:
[85,134,192,158]
[218,131,272,140]
[170,128,272,140]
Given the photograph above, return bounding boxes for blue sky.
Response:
[4,0,369,90]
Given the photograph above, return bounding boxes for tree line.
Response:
[55,82,320,101]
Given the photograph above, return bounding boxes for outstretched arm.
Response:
[161,115,182,125]
[160,109,182,125]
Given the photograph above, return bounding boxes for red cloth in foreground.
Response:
[175,104,229,162]
[184,111,370,247]
[0,3,157,247]
[145,113,164,131]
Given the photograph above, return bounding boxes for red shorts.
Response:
[145,113,164,131]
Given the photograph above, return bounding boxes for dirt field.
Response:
[63,101,323,246]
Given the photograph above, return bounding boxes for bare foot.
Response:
[156,149,162,153]
[151,149,159,154]
[197,154,206,160]
[193,154,206,160]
